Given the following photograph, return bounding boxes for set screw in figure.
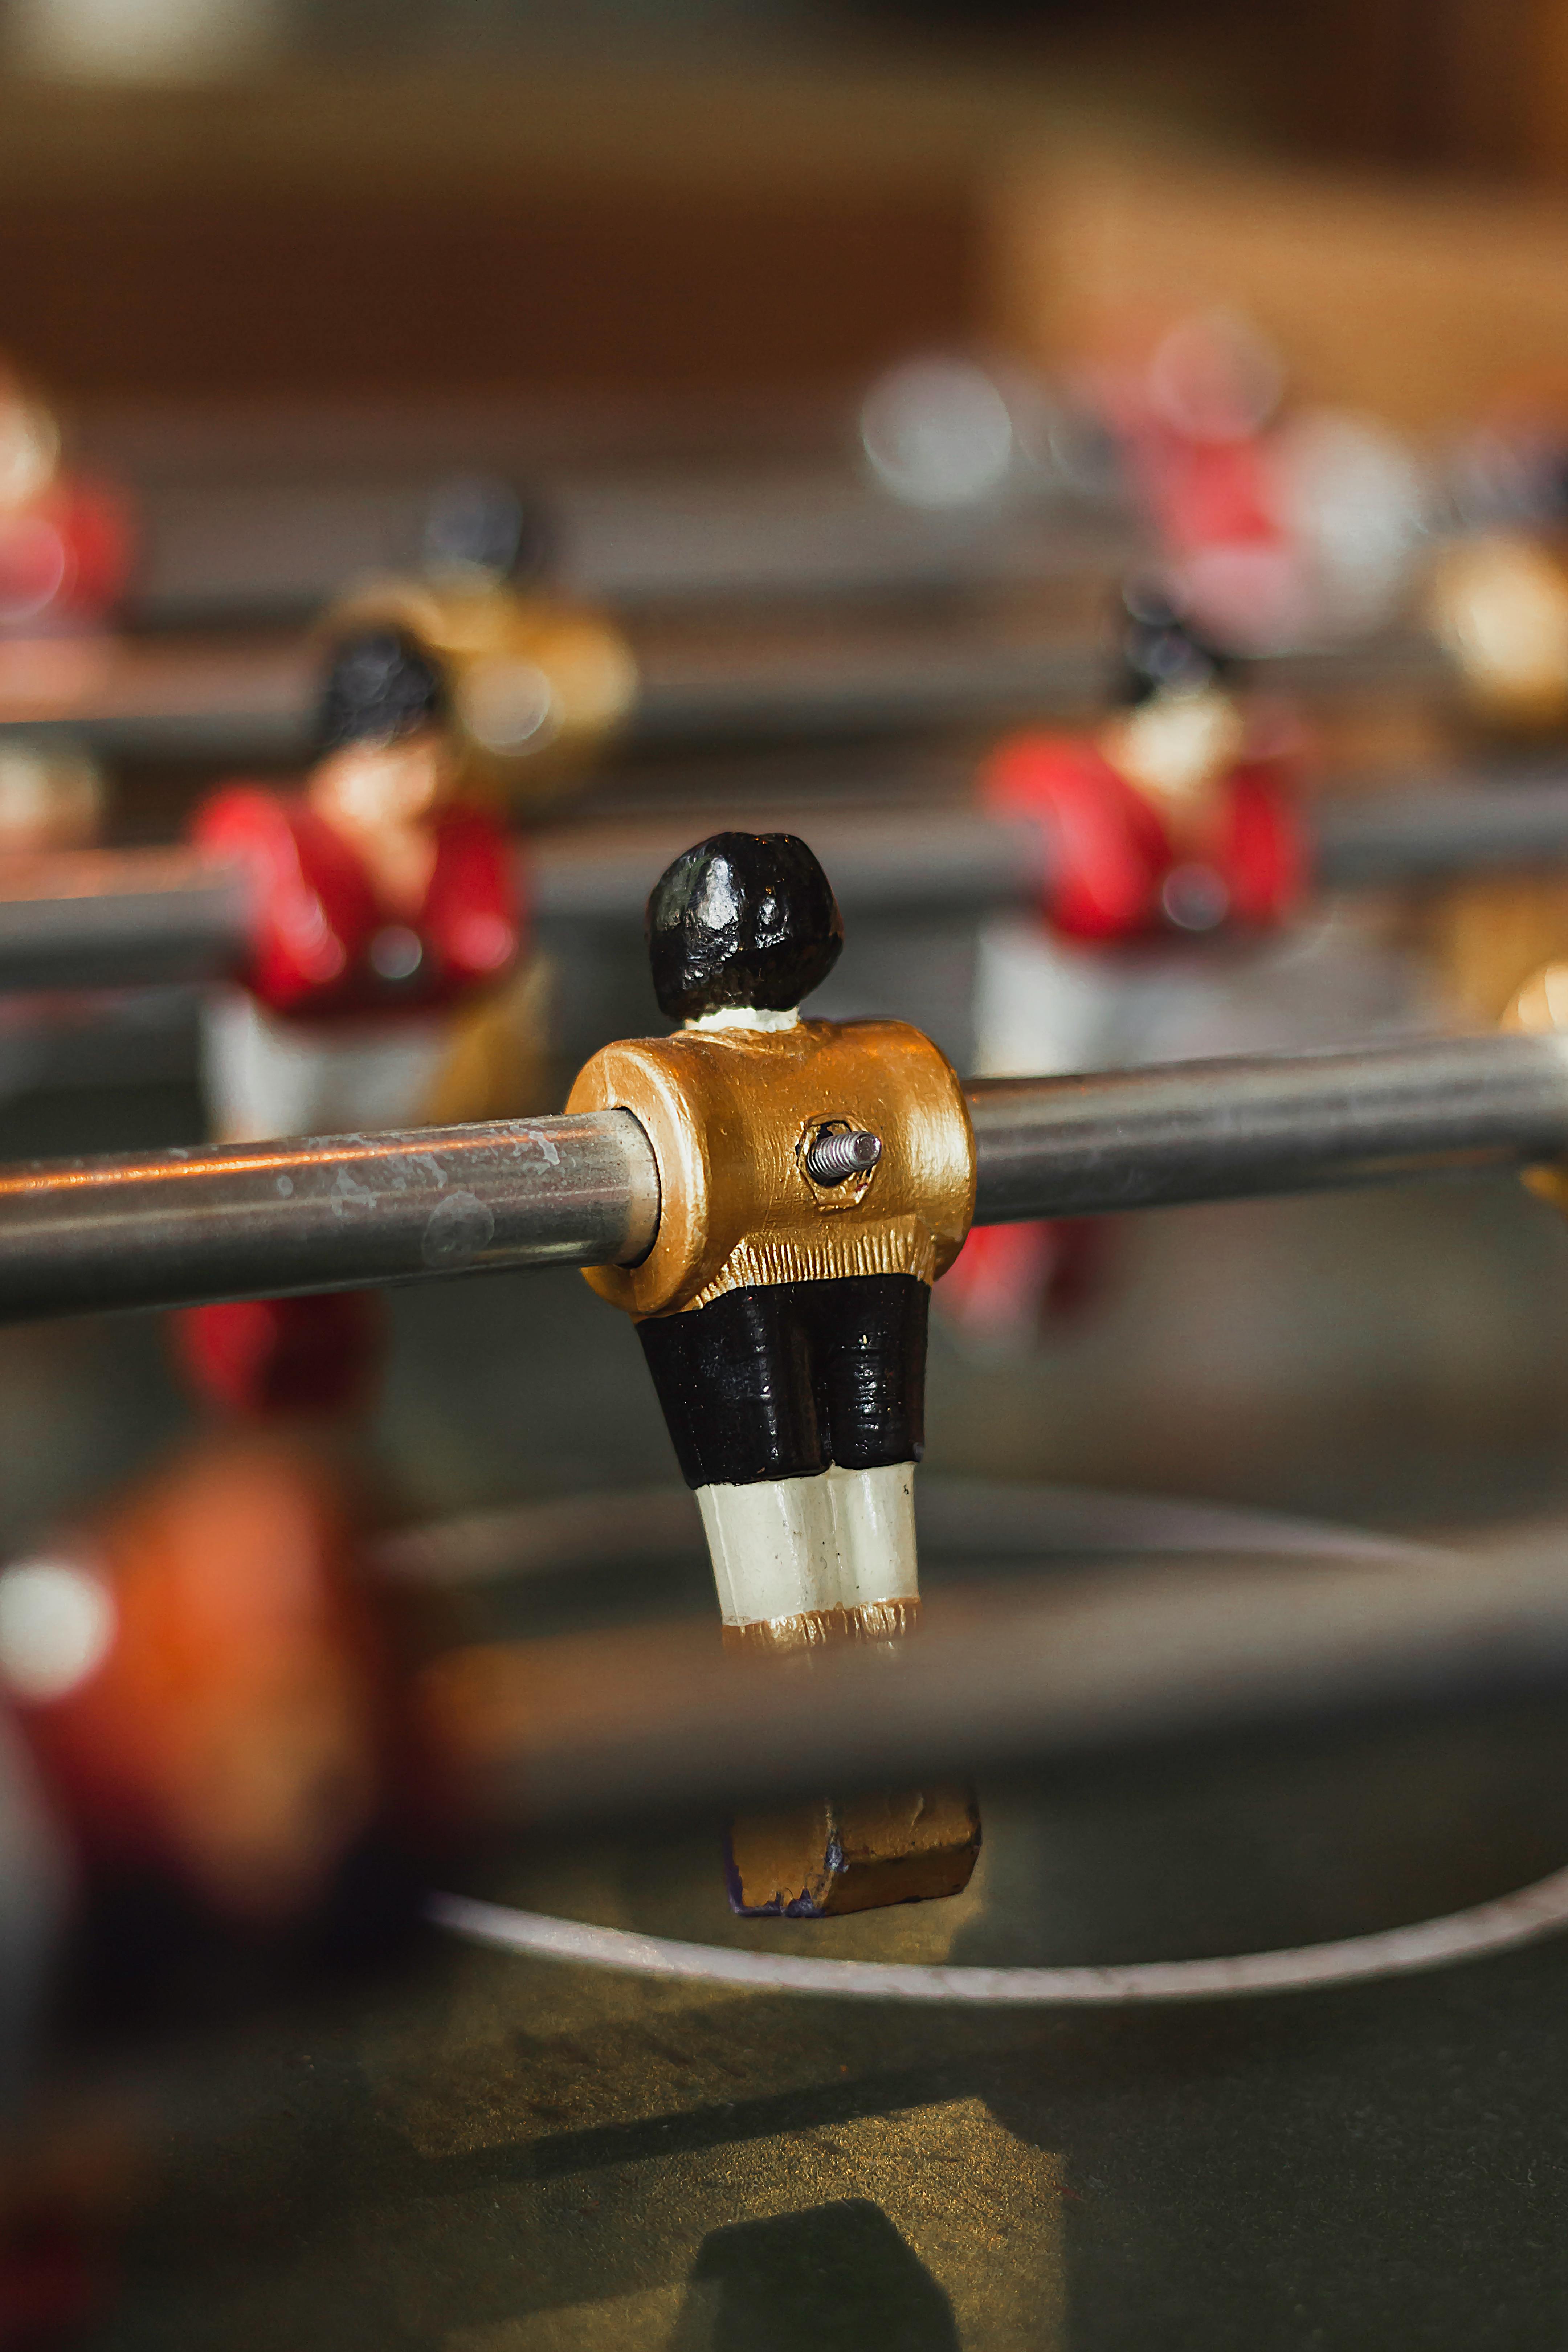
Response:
[804,1128,883,1185]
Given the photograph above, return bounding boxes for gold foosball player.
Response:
[568,832,982,1916]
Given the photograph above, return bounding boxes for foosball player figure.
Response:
[1422,526,1568,1028]
[1096,309,1424,656]
[0,363,127,869]
[0,363,130,643]
[327,551,638,824]
[568,832,982,1915]
[940,580,1303,1352]
[175,625,534,1420]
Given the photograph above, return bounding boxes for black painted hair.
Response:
[646,832,844,1023]
[421,474,556,584]
[317,626,450,754]
[1115,577,1233,707]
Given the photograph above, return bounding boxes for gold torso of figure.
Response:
[1504,960,1568,1220]
[326,578,638,812]
[567,1017,976,1319]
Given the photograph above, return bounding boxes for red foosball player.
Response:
[939,583,1304,1352]
[569,832,982,1916]
[0,366,129,643]
[0,364,124,896]
[1094,309,1424,657]
[174,625,534,1420]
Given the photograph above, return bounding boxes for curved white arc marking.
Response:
[429,1866,1568,2004]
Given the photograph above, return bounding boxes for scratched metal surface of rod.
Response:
[0,1111,662,1322]
[0,1036,1567,1322]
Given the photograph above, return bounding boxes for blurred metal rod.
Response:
[0,632,1112,761]
[0,813,1045,993]
[0,849,250,991]
[0,619,1461,765]
[1311,779,1568,888]
[529,807,1045,924]
[420,1538,1568,1830]
[630,630,1451,749]
[628,639,1106,746]
[0,1037,1566,1323]
[11,777,1568,995]
[542,784,1568,920]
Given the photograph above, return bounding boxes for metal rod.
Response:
[0,634,315,761]
[0,849,250,992]
[550,780,1568,923]
[117,460,1133,628]
[0,631,1111,762]
[6,777,1568,997]
[628,638,1107,747]
[0,811,1043,993]
[420,1532,1568,1831]
[0,1036,1565,1323]
[0,621,1445,764]
[1310,777,1568,888]
[0,1110,661,1323]
[966,1034,1568,1222]
[530,807,1045,924]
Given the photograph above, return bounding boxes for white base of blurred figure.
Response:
[0,739,113,1110]
[938,906,1437,1359]
[201,955,554,1145]
[201,992,455,1146]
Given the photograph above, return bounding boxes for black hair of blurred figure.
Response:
[421,474,558,585]
[317,627,450,755]
[1115,576,1236,707]
[646,832,844,1024]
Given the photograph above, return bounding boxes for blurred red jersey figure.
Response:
[939,582,1303,1356]
[0,1437,389,1928]
[937,1217,1111,1356]
[0,363,122,886]
[169,1293,387,1424]
[0,368,129,1129]
[1092,311,1424,659]
[0,367,130,642]
[175,626,533,1421]
[0,1425,421,2352]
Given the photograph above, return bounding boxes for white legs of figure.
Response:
[697,1461,918,1637]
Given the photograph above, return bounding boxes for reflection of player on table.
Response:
[178,627,534,1416]
[569,833,981,1914]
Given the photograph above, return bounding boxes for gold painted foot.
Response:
[725,1785,981,1917]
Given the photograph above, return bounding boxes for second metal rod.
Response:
[7,778,1568,995]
